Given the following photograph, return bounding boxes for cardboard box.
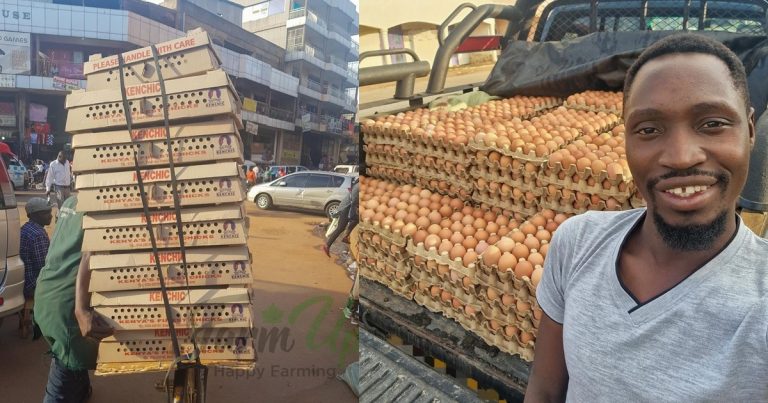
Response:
[89,246,252,292]
[75,161,245,212]
[71,120,243,173]
[65,70,242,133]
[85,29,220,91]
[98,327,255,363]
[91,287,251,330]
[82,205,248,252]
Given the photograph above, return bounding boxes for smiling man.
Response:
[525,34,768,402]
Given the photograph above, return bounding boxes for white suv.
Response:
[0,157,25,326]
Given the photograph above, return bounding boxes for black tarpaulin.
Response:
[481,31,768,114]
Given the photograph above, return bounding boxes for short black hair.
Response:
[623,33,750,112]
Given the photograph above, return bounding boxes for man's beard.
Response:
[646,168,731,251]
[652,209,729,251]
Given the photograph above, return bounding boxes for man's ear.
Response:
[748,107,756,149]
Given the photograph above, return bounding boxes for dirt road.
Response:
[0,196,358,402]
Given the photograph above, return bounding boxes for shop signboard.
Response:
[245,121,258,135]
[52,76,81,91]
[242,97,257,112]
[0,31,30,75]
[29,103,47,122]
[0,73,15,88]
[0,101,14,129]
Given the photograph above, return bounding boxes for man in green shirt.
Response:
[34,196,113,402]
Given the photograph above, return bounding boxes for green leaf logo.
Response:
[261,304,284,324]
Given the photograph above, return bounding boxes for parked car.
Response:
[248,171,357,219]
[260,165,309,183]
[333,165,359,175]
[0,153,30,190]
[0,157,25,327]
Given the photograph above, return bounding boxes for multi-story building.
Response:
[0,0,354,168]
[244,0,358,168]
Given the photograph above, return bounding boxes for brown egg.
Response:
[535,228,552,242]
[529,214,547,228]
[472,218,487,230]
[528,251,545,267]
[502,294,515,307]
[413,230,428,244]
[427,223,442,235]
[515,260,534,278]
[504,326,519,339]
[520,222,537,236]
[475,240,490,254]
[462,249,478,266]
[441,291,453,302]
[483,245,502,266]
[439,239,453,254]
[516,299,532,314]
[554,213,568,225]
[438,227,453,240]
[461,214,475,226]
[509,229,525,243]
[428,211,443,225]
[512,243,530,260]
[520,331,535,344]
[473,229,490,242]
[450,221,464,233]
[531,266,543,287]
[415,216,431,229]
[539,242,549,257]
[424,234,441,250]
[449,244,467,260]
[450,231,465,245]
[462,236,478,250]
[544,220,559,233]
[498,252,517,272]
[496,237,516,253]
[486,221,500,234]
[495,215,510,227]
[430,286,441,298]
[461,225,476,237]
[533,307,542,321]
[523,235,541,251]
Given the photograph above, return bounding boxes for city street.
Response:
[0,191,358,402]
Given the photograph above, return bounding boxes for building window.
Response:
[287,27,305,51]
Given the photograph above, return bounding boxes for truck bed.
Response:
[360,278,530,402]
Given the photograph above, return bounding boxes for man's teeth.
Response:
[665,185,709,197]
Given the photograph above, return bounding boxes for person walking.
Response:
[323,181,359,257]
[18,197,53,339]
[44,151,72,211]
[246,167,256,188]
[252,166,260,184]
[34,197,113,402]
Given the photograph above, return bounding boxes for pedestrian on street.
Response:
[45,151,72,211]
[34,196,113,402]
[246,167,256,188]
[252,166,260,184]
[18,197,53,339]
[525,34,768,401]
[323,181,359,257]
[278,167,286,178]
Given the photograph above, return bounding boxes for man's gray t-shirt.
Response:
[537,209,768,402]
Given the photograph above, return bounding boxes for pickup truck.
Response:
[357,1,768,401]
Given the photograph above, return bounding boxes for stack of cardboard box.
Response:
[65,29,255,372]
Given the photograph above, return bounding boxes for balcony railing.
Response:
[251,100,295,122]
[328,55,347,70]
[288,7,306,19]
[306,9,327,29]
[305,79,323,93]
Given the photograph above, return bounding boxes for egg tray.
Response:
[410,165,472,182]
[562,101,622,116]
[412,290,448,314]
[358,246,410,274]
[473,180,543,202]
[471,190,539,218]
[539,192,632,215]
[367,166,415,185]
[407,240,480,280]
[364,154,410,171]
[478,295,540,328]
[472,155,543,180]
[415,177,473,201]
[361,131,405,148]
[357,222,408,247]
[539,160,633,198]
[359,240,409,263]
[475,261,538,297]
[360,258,414,285]
[474,322,535,361]
[440,277,482,305]
[411,153,471,175]
[630,193,646,208]
[377,276,416,302]
[467,137,551,164]
[363,142,411,158]
[409,141,472,164]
